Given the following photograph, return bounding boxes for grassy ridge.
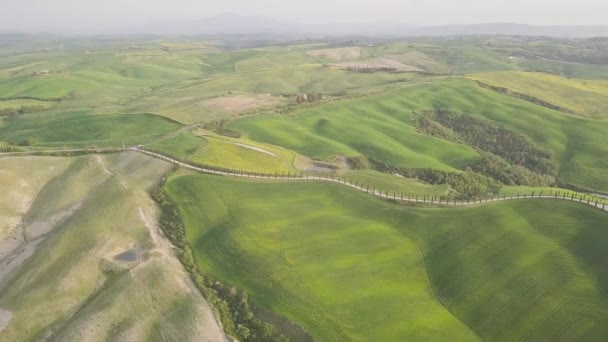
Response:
[229,78,608,192]
[167,174,608,341]
[0,153,226,341]
[403,201,608,341]
[229,86,481,171]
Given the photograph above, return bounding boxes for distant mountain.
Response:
[403,23,608,38]
[128,13,302,36]
[30,14,608,38]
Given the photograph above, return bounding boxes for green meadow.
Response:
[229,77,608,193]
[166,174,608,341]
[0,109,181,148]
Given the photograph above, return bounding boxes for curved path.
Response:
[132,147,608,213]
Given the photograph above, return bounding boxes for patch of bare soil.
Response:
[306,47,362,61]
[200,95,279,113]
[0,204,80,285]
[335,57,422,72]
[295,156,339,172]
[0,309,12,333]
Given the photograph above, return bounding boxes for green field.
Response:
[148,131,299,173]
[166,174,608,341]
[2,34,608,342]
[469,71,608,117]
[0,110,181,148]
[229,77,608,193]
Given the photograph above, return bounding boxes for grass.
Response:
[166,173,608,341]
[229,77,608,193]
[0,109,182,148]
[403,201,608,341]
[0,156,72,239]
[0,99,54,110]
[148,131,299,173]
[344,169,450,196]
[229,82,480,172]
[146,130,209,159]
[0,152,225,341]
[127,65,416,123]
[166,174,480,341]
[469,71,608,117]
[192,135,298,173]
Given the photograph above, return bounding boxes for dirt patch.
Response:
[0,204,80,286]
[0,308,12,333]
[200,95,279,113]
[296,156,338,172]
[306,47,361,61]
[27,203,81,238]
[231,142,277,157]
[335,57,421,72]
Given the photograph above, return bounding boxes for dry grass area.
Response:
[200,94,281,113]
[306,46,362,61]
[0,153,227,341]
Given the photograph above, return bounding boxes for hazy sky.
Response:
[1,0,607,31]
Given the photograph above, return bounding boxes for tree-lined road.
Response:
[132,147,608,213]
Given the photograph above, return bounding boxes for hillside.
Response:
[1,34,608,342]
[0,153,226,341]
[166,174,608,341]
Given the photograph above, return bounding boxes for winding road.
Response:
[132,147,608,213]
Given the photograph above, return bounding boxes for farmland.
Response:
[166,174,608,341]
[228,77,608,193]
[1,33,608,342]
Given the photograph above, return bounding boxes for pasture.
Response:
[166,174,608,341]
[228,77,608,193]
[0,110,181,148]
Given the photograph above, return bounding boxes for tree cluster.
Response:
[296,93,322,104]
[371,159,501,198]
[418,110,559,186]
[471,153,555,186]
[346,155,370,170]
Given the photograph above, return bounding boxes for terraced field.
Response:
[166,174,608,341]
